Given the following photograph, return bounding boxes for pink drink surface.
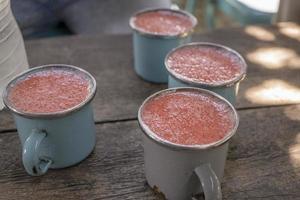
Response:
[8,69,90,113]
[141,90,235,145]
[133,10,194,36]
[167,45,243,84]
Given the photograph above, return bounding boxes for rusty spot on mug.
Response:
[152,185,166,200]
[32,167,37,174]
[192,193,205,200]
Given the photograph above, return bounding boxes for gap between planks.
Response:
[0,117,138,135]
[0,103,299,135]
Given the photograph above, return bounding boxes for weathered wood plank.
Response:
[26,23,300,79]
[0,35,165,132]
[25,34,166,123]
[1,105,300,199]
[225,104,300,200]
[193,23,300,75]
[0,120,156,200]
[1,69,300,132]
[0,110,15,133]
[1,24,300,131]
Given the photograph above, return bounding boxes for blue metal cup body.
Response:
[130,8,197,83]
[3,64,97,176]
[133,32,191,83]
[14,103,96,169]
[168,76,240,105]
[165,42,247,105]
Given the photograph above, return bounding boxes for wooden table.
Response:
[1,22,300,200]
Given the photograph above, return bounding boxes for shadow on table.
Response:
[1,23,300,200]
[193,22,300,199]
[224,104,300,199]
[193,23,300,108]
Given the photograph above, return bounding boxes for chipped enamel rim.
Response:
[3,64,97,119]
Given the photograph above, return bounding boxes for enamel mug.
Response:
[165,42,247,105]
[129,8,197,83]
[3,64,97,176]
[138,87,239,200]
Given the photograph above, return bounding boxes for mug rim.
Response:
[129,8,198,39]
[138,87,239,151]
[165,42,248,87]
[2,64,97,119]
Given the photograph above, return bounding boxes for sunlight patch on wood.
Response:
[247,47,299,69]
[245,26,275,41]
[279,23,300,42]
[289,133,300,168]
[246,79,300,104]
[284,105,300,121]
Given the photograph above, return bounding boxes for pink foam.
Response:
[141,90,235,145]
[167,45,243,84]
[8,69,90,113]
[133,10,194,36]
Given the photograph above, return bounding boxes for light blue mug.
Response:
[129,8,197,83]
[165,42,247,105]
[2,64,97,176]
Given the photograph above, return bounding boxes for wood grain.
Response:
[1,24,300,199]
[1,105,300,199]
[1,23,300,131]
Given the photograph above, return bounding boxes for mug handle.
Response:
[22,129,52,176]
[194,163,222,200]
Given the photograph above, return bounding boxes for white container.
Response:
[138,88,239,200]
[0,0,28,110]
